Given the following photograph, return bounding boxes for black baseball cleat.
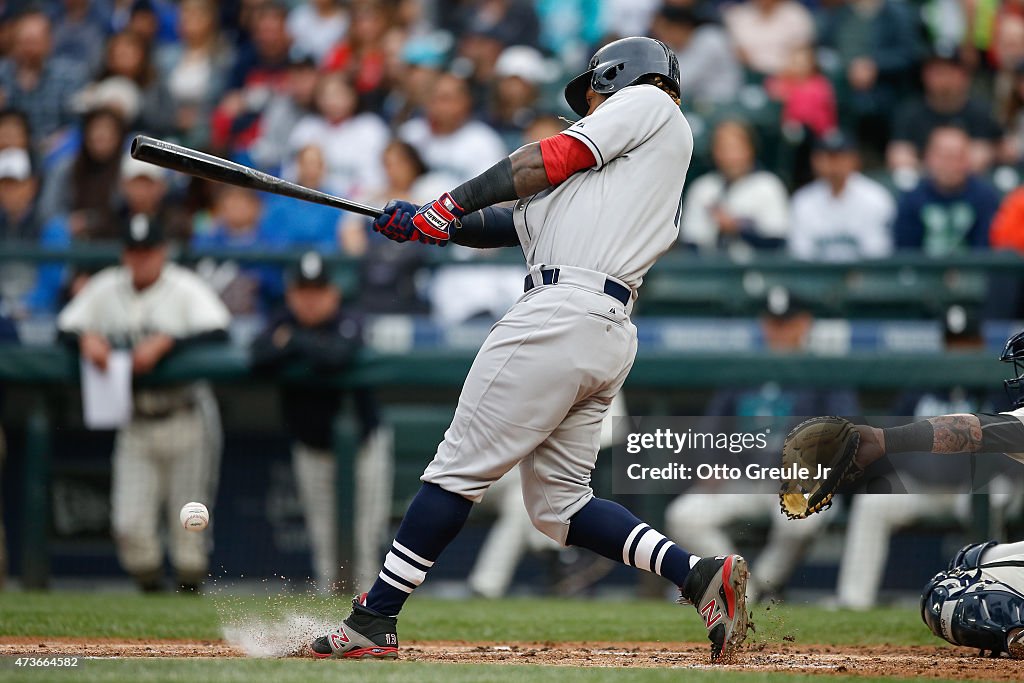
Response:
[679,555,750,663]
[310,594,399,659]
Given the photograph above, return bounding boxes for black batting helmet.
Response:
[564,37,681,117]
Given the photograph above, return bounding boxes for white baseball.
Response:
[180,502,209,531]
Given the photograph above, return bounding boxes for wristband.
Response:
[882,420,934,453]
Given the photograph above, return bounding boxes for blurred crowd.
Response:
[0,0,1022,599]
[0,0,1022,319]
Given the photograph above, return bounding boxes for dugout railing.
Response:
[0,243,1022,319]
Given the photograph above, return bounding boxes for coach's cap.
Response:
[814,129,857,153]
[121,151,166,182]
[762,286,810,318]
[0,147,31,181]
[289,251,331,287]
[122,213,165,248]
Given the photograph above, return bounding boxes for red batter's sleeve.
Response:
[539,133,597,185]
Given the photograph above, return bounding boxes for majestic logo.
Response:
[700,599,722,629]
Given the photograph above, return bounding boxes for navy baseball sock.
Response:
[364,482,472,616]
[567,497,695,587]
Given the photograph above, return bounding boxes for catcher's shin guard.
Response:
[310,594,399,659]
[921,566,1024,658]
[680,555,750,662]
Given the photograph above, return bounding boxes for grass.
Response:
[0,592,937,646]
[1,659,954,683]
[0,592,964,682]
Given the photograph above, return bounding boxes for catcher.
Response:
[779,330,1024,658]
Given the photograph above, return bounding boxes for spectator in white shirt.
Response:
[287,0,349,64]
[287,72,390,198]
[789,131,895,261]
[398,71,507,185]
[724,0,815,76]
[680,120,790,251]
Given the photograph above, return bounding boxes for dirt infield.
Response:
[0,637,1020,680]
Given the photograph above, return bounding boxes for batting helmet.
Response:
[564,37,681,117]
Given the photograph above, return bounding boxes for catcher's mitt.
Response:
[778,416,862,519]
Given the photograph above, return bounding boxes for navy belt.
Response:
[523,267,631,307]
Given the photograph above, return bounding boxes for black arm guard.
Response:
[450,206,520,248]
[450,157,516,214]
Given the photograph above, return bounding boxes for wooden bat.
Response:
[130,135,383,218]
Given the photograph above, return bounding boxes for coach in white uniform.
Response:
[58,216,230,592]
[313,37,750,663]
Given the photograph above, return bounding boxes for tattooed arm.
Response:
[448,135,597,216]
[508,143,551,197]
[928,414,983,453]
[854,413,1024,469]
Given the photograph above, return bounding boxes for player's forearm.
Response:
[928,415,983,453]
[448,144,552,215]
[450,206,520,248]
[509,142,552,197]
[881,413,1024,454]
[449,138,587,215]
[449,156,523,215]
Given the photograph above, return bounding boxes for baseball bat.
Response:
[129,135,383,218]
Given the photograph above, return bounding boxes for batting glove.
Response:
[373,200,417,242]
[412,192,463,243]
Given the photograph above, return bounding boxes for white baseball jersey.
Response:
[1001,407,1024,464]
[512,84,693,291]
[58,263,229,584]
[58,263,230,344]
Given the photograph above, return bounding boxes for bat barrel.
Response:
[129,135,384,219]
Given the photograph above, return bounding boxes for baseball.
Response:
[179,502,209,532]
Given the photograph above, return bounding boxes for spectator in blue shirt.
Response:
[260,144,342,253]
[51,0,109,71]
[192,186,276,314]
[893,126,1000,254]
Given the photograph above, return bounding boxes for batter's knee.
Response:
[520,477,593,546]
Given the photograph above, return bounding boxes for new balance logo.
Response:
[700,599,722,629]
[330,632,350,650]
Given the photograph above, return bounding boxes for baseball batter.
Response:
[57,217,230,592]
[312,37,750,662]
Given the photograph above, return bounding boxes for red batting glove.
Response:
[412,192,464,242]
